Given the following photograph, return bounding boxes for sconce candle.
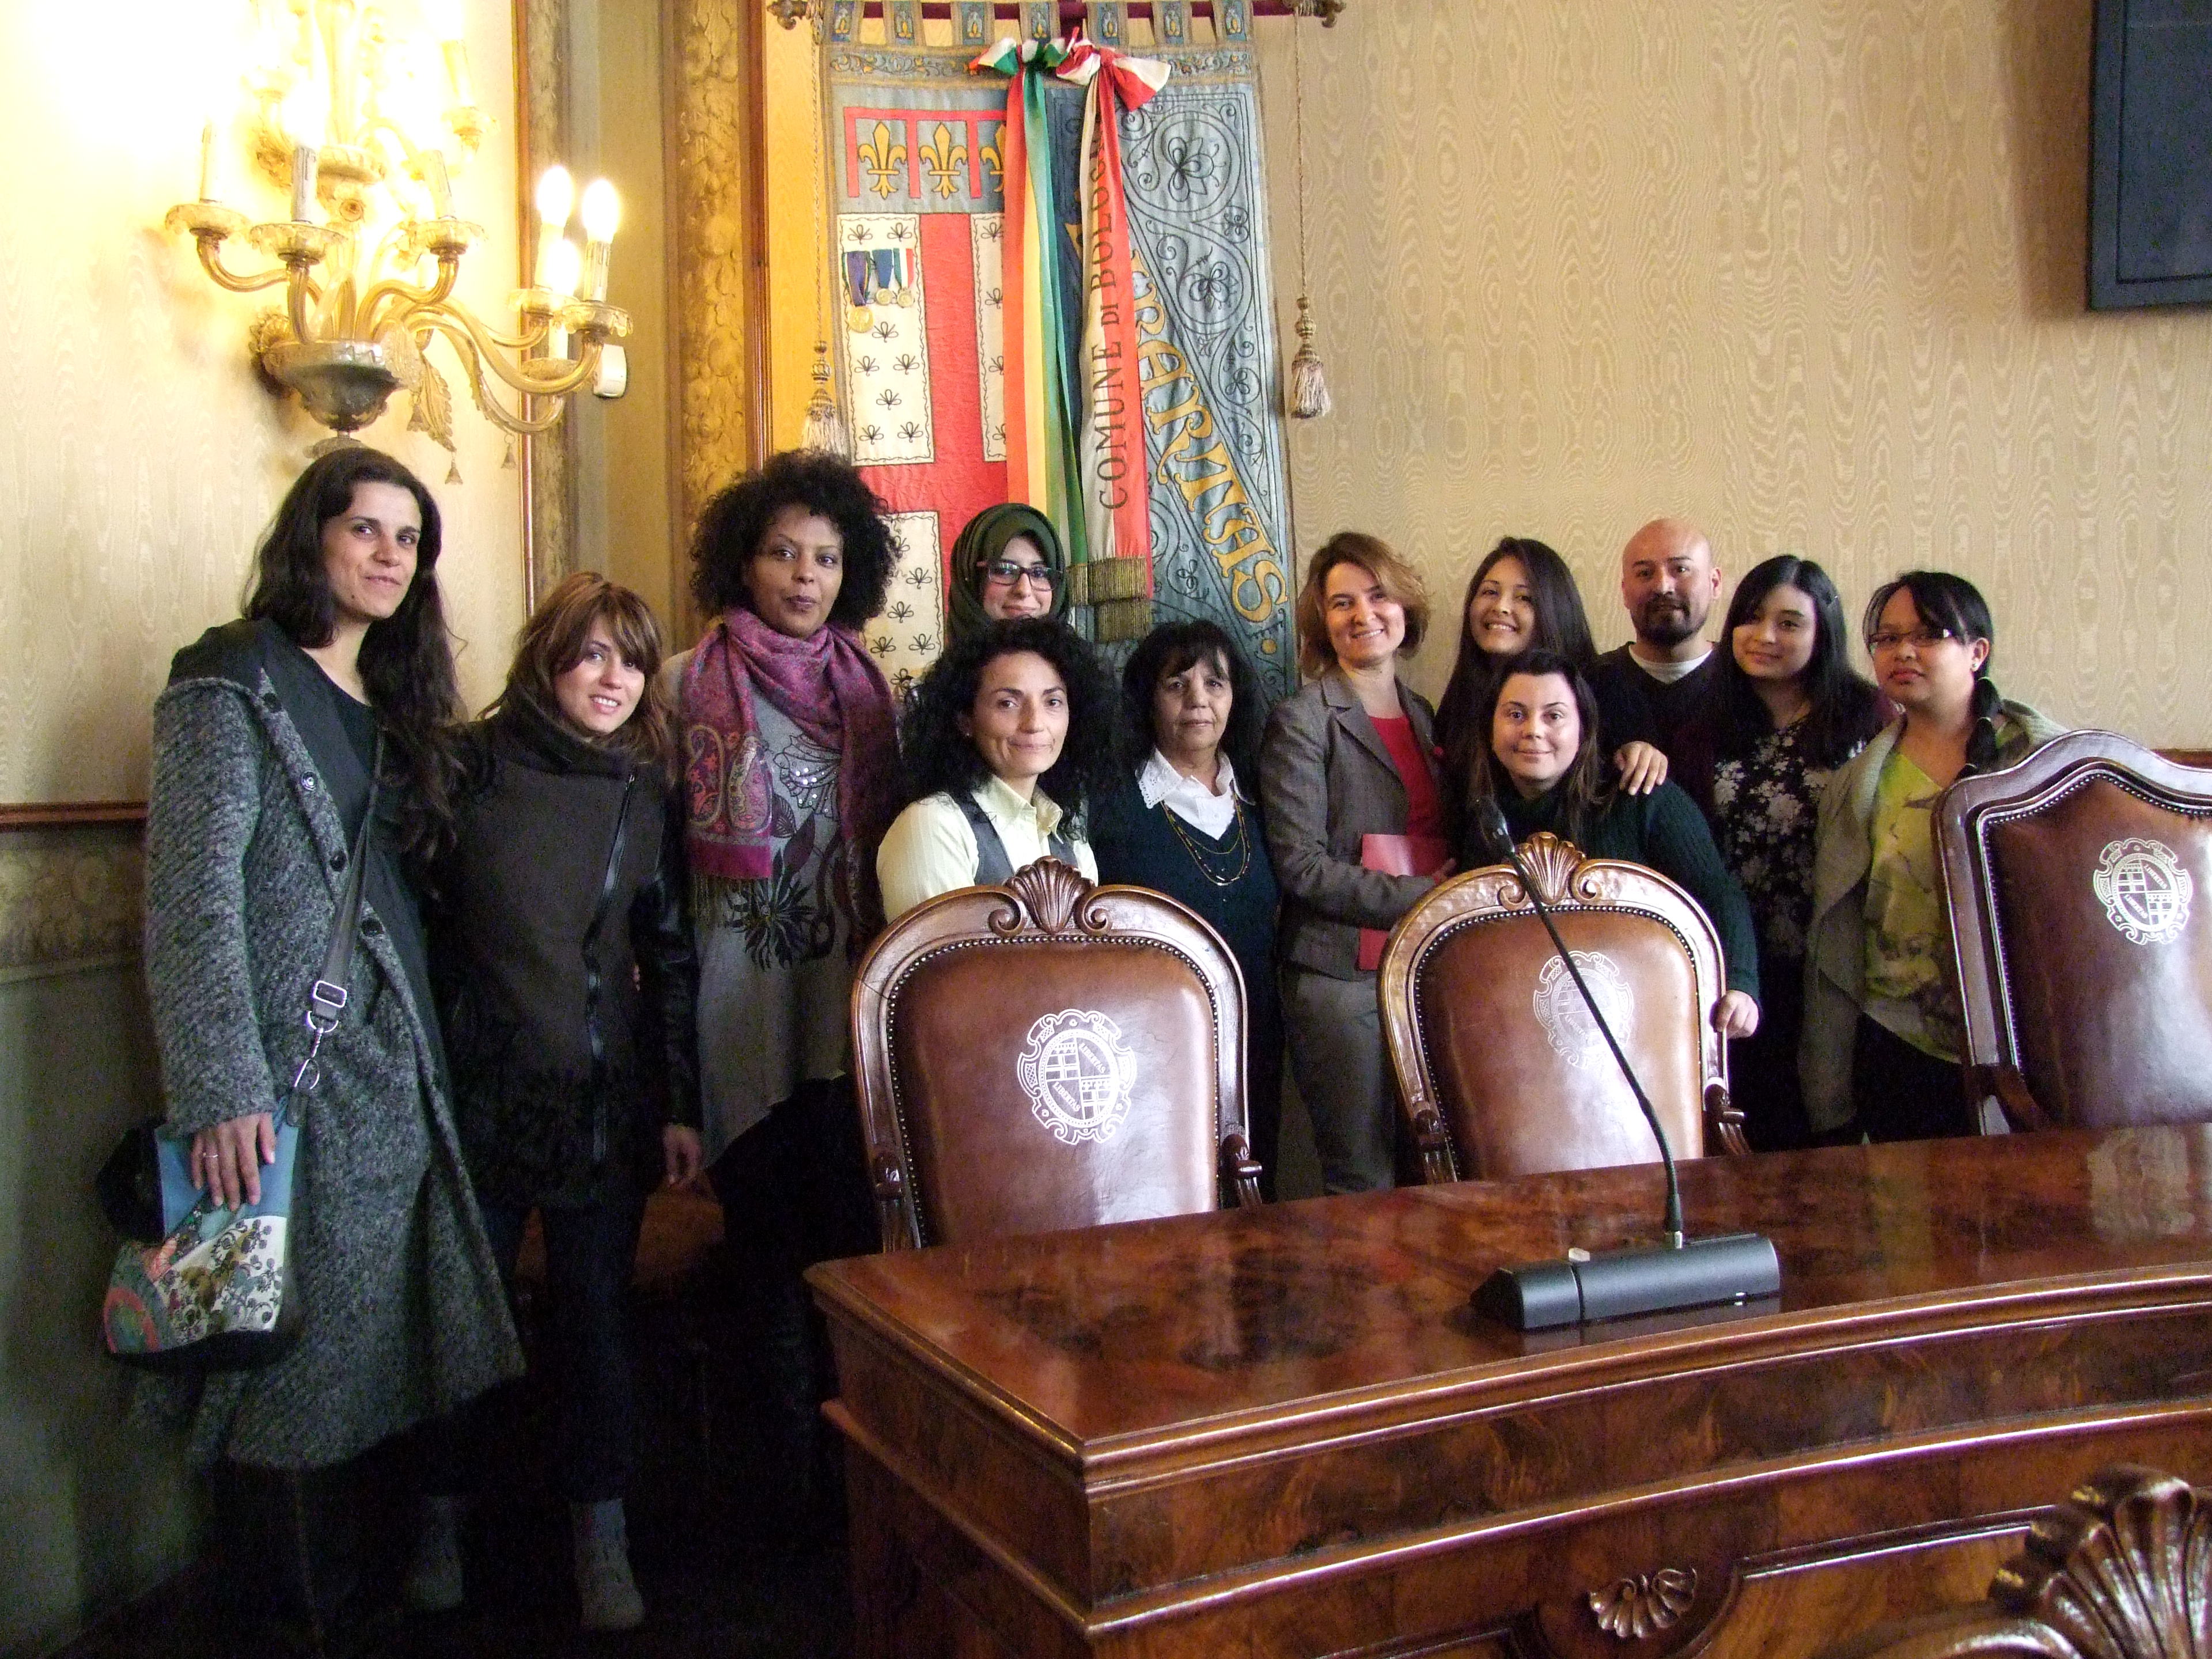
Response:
[415,148,454,218]
[291,145,320,222]
[534,165,574,288]
[579,178,620,302]
[544,238,582,358]
[197,120,218,201]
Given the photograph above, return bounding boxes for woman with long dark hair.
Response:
[1694,556,1889,1148]
[1458,649,1763,1036]
[1090,620,1283,1194]
[675,448,900,1536]
[1803,572,2065,1143]
[143,445,519,1643]
[877,616,1120,919]
[415,573,700,1631]
[1434,536,1668,802]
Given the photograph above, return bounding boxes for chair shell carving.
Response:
[1377,832,1747,1183]
[850,858,1263,1251]
[1823,1465,2212,1659]
[1933,732,2212,1132]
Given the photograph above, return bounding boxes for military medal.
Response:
[843,251,873,334]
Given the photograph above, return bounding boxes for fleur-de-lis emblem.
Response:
[903,567,931,589]
[846,221,873,244]
[857,354,879,374]
[872,320,899,343]
[893,353,920,374]
[856,120,908,201]
[910,633,935,654]
[885,600,915,623]
[917,122,967,200]
[861,423,885,443]
[984,287,1003,308]
[897,421,923,441]
[876,388,903,410]
[986,354,1004,374]
[979,128,1006,195]
[888,219,916,243]
[867,634,895,657]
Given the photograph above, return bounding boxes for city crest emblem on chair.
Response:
[1016,1009,1138,1145]
[2091,835,2193,945]
[1532,950,1635,1070]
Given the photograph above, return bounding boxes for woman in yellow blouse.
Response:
[877,618,1120,921]
[1802,571,2063,1142]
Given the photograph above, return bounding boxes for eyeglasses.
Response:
[981,559,1056,590]
[1866,626,1961,654]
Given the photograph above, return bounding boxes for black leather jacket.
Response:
[431,695,700,1207]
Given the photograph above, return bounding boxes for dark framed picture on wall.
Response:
[2089,0,2212,309]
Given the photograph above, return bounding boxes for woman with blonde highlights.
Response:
[1260,532,1453,1192]
[418,571,700,1631]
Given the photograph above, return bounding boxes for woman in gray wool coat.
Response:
[143,445,521,1643]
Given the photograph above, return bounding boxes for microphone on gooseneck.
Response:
[1467,798,1781,1332]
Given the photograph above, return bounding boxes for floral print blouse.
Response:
[1709,721,1859,968]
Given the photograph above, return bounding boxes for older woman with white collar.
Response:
[1091,619,1282,1196]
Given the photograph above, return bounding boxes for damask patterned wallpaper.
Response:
[1254,0,2212,744]
[0,0,529,805]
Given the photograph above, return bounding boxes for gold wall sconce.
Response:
[166,0,631,469]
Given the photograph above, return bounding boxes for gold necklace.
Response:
[1162,794,1252,888]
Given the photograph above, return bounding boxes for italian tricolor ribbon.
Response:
[973,34,1169,601]
[1059,35,1166,588]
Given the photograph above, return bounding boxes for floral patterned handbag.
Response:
[101,738,382,1372]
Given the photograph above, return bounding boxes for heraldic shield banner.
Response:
[824,0,1297,704]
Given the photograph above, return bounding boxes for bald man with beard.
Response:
[1587,518,1726,805]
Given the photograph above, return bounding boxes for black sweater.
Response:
[431,697,700,1207]
[1476,778,1762,1001]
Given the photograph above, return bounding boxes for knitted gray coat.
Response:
[142,621,522,1468]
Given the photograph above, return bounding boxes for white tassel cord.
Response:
[1288,297,1331,421]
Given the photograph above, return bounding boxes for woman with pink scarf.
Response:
[668,449,899,1538]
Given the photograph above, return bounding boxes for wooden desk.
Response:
[808,1127,2212,1658]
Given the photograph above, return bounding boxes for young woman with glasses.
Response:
[946,503,1068,645]
[1802,571,2065,1143]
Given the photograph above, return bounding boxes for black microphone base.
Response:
[1474,1233,1782,1331]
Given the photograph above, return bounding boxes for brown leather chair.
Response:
[1934,731,2212,1132]
[1822,1465,2208,1659]
[1378,832,1748,1182]
[850,858,1263,1251]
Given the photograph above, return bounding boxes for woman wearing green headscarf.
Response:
[946,503,1069,645]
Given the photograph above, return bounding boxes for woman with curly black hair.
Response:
[668,448,899,1535]
[877,617,1119,920]
[1090,620,1283,1192]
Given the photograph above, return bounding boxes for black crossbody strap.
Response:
[293,733,384,1097]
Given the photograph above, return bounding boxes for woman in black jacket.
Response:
[418,572,701,1633]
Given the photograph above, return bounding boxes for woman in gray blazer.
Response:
[1261,533,1454,1192]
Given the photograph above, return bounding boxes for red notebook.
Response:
[1357,833,1452,971]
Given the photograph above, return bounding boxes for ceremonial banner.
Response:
[825,6,1294,699]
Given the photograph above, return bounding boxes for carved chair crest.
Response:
[850,858,1263,1250]
[1378,832,1748,1183]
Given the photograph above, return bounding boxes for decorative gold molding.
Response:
[518,0,575,603]
[670,0,768,551]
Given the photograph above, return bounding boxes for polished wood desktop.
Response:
[807,1127,2212,1658]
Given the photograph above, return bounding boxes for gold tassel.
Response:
[1093,597,1154,642]
[800,342,850,457]
[1288,296,1331,421]
[1069,556,1150,605]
